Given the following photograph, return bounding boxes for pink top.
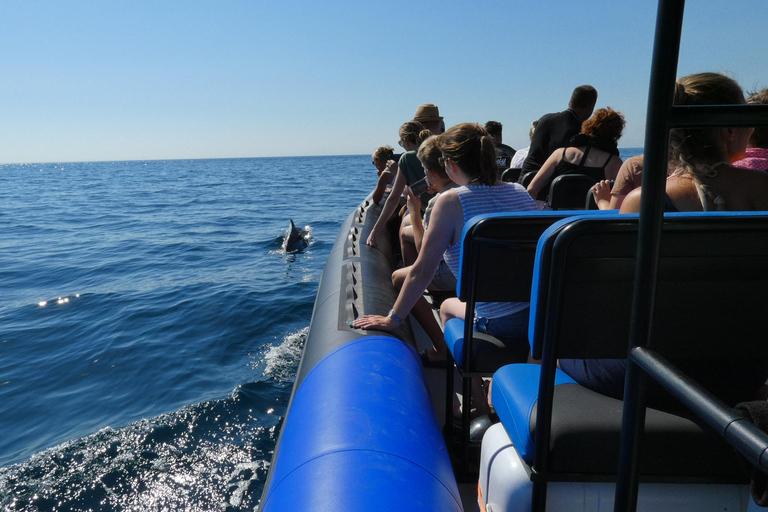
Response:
[733,148,768,171]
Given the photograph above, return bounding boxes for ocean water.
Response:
[0,149,642,510]
[0,156,371,510]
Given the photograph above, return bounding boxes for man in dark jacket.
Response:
[521,85,598,175]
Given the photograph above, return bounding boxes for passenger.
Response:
[510,120,538,169]
[592,154,644,210]
[560,72,768,408]
[527,107,625,205]
[620,74,768,213]
[366,121,432,251]
[352,123,537,367]
[395,136,459,293]
[485,121,516,174]
[521,85,598,175]
[413,103,445,135]
[370,146,397,205]
[734,87,768,171]
[388,137,460,355]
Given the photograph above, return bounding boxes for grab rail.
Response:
[615,1,768,511]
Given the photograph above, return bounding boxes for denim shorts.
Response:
[474,308,529,340]
[470,308,531,366]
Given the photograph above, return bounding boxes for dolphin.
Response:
[282,220,309,254]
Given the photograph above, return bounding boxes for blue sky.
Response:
[1,0,766,164]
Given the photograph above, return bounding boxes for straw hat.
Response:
[413,103,443,122]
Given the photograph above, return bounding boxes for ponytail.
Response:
[478,134,497,185]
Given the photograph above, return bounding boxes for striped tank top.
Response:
[443,182,537,319]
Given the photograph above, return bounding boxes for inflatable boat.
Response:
[259,1,768,510]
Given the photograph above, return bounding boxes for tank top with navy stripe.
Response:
[443,182,537,319]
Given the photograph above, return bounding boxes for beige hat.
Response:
[413,103,443,122]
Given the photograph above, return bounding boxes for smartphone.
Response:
[409,177,428,196]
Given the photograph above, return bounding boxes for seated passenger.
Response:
[734,87,768,172]
[592,154,644,210]
[366,121,433,252]
[510,120,538,169]
[396,136,459,294]
[387,137,461,357]
[485,121,516,175]
[527,107,625,206]
[352,123,537,367]
[561,72,768,408]
[370,146,397,205]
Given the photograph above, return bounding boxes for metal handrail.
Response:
[613,0,768,511]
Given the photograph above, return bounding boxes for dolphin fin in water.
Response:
[282,219,309,254]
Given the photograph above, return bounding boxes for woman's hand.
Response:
[405,186,421,215]
[366,228,379,247]
[350,314,399,332]
[592,180,613,210]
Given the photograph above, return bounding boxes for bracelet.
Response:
[387,309,403,323]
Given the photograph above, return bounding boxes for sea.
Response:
[0,149,642,510]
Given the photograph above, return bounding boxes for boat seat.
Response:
[489,212,768,491]
[442,210,609,476]
[492,365,747,479]
[501,167,522,183]
[547,173,596,210]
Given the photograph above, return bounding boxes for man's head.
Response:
[414,103,444,135]
[568,85,598,121]
[484,121,503,145]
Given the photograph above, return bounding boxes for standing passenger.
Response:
[522,85,598,175]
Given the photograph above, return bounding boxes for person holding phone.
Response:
[353,123,537,367]
[396,136,459,292]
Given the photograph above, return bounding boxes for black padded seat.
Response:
[544,384,747,480]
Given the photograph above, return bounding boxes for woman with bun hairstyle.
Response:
[366,121,432,249]
[560,72,768,408]
[353,123,536,367]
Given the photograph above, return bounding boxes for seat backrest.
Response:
[501,167,522,183]
[547,174,596,210]
[518,170,537,188]
[530,212,768,361]
[457,211,608,305]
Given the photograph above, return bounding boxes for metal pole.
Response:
[613,1,686,511]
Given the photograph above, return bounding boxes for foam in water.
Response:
[0,328,307,511]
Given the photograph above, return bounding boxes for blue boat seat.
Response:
[443,210,608,476]
[490,212,768,494]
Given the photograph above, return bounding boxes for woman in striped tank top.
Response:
[352,123,536,367]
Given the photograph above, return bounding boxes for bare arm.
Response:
[604,156,624,181]
[527,149,563,198]
[352,192,461,330]
[619,187,643,213]
[405,187,425,253]
[367,169,406,247]
[371,160,396,204]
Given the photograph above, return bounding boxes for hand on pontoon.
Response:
[350,314,398,332]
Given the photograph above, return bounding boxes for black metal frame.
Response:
[613,1,768,511]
